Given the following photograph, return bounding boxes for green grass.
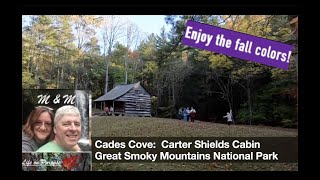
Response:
[91,116,298,171]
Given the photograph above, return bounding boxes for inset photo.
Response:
[22,89,91,153]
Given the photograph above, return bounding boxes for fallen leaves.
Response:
[62,155,78,171]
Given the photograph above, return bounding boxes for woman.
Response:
[223,112,233,126]
[22,106,54,152]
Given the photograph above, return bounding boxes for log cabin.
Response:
[94,82,151,117]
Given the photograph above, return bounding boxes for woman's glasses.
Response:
[34,121,53,129]
[33,106,54,129]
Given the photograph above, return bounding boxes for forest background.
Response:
[22,15,298,128]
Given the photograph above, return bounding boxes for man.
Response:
[37,105,82,152]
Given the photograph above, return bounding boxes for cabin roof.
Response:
[94,82,148,101]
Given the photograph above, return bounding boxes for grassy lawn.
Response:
[91,116,298,171]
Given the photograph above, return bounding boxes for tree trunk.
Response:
[57,61,60,88]
[105,59,109,93]
[125,49,128,84]
[61,67,64,88]
[75,72,79,89]
[34,48,41,89]
[105,47,111,94]
[156,73,160,117]
[247,78,252,125]
[172,78,175,107]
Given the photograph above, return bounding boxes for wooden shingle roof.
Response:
[94,83,136,101]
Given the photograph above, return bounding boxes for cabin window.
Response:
[136,101,146,110]
[136,102,141,110]
[140,102,146,109]
[135,90,141,95]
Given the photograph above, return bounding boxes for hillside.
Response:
[91,116,298,171]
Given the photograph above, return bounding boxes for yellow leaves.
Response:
[69,76,75,81]
[22,72,36,89]
[222,15,273,38]
[209,54,233,70]
[46,83,58,89]
[111,62,122,68]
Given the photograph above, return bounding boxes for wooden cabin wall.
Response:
[117,86,151,117]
